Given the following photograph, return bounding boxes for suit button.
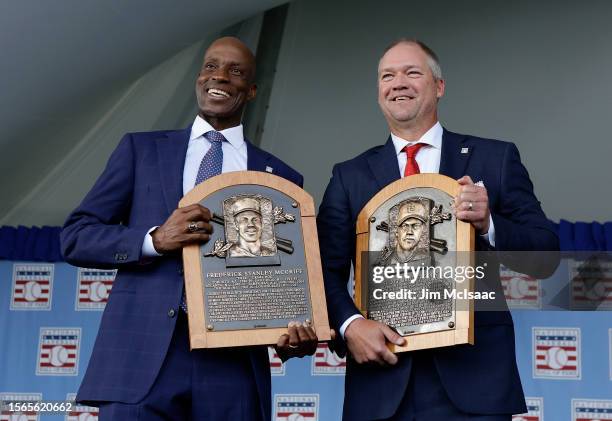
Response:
[178,267,184,275]
[168,308,176,318]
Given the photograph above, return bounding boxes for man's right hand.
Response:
[344,318,406,365]
[152,204,213,254]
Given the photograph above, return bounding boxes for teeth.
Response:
[208,88,230,98]
[395,96,409,101]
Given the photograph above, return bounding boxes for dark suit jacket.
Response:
[61,127,303,420]
[317,129,559,420]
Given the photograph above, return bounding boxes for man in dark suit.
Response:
[61,37,317,421]
[317,39,559,420]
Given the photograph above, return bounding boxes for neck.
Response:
[201,113,241,131]
[389,116,437,142]
[241,240,261,254]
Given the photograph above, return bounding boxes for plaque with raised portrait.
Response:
[180,171,331,349]
[355,174,475,352]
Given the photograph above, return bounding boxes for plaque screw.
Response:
[448,321,455,328]
[369,217,376,223]
[292,202,298,208]
[207,325,214,331]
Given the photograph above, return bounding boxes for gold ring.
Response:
[187,221,199,233]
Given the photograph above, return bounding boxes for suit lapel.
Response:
[246,140,271,172]
[367,137,401,189]
[439,129,472,180]
[156,128,190,213]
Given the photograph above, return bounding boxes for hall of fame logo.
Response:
[512,397,543,421]
[533,327,580,379]
[274,395,318,421]
[66,393,97,421]
[500,265,540,309]
[0,392,41,421]
[75,268,116,310]
[569,258,612,310]
[268,347,285,376]
[10,264,53,310]
[311,343,346,375]
[572,399,612,421]
[36,328,81,376]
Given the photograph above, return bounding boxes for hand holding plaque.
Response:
[180,171,331,349]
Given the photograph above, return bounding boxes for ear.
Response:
[247,83,257,101]
[436,78,445,99]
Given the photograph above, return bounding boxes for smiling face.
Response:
[378,42,444,136]
[235,210,262,243]
[195,37,257,130]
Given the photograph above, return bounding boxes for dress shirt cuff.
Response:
[480,214,496,247]
[339,314,365,339]
[141,226,163,257]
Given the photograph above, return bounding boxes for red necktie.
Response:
[403,143,425,177]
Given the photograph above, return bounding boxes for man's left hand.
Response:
[455,176,490,235]
[275,321,318,361]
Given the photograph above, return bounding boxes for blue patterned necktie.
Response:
[195,130,226,185]
[181,130,226,313]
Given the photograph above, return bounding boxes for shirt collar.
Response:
[391,121,443,156]
[190,115,245,149]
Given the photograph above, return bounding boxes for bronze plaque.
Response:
[180,171,331,349]
[355,174,474,352]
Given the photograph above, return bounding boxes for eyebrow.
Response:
[379,64,423,74]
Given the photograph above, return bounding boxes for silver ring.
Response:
[187,221,199,233]
[468,202,473,211]
[288,344,298,349]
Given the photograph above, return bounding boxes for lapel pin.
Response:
[265,166,273,173]
[461,147,469,154]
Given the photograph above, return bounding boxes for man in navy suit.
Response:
[317,39,559,420]
[61,37,317,421]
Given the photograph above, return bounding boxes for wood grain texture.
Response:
[180,171,330,349]
[354,174,475,353]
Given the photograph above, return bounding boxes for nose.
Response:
[211,67,229,82]
[391,73,410,90]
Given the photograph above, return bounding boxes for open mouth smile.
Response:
[207,88,231,99]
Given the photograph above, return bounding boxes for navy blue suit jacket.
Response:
[317,129,559,420]
[61,127,303,420]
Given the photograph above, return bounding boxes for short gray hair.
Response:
[382,38,443,80]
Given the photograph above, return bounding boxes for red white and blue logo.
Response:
[36,328,81,376]
[0,392,42,421]
[274,394,318,420]
[533,327,580,379]
[500,265,540,309]
[572,399,612,421]
[10,263,53,310]
[66,393,98,421]
[512,397,543,421]
[311,343,346,375]
[569,258,612,310]
[268,347,285,376]
[75,268,116,310]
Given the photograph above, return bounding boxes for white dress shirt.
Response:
[339,122,496,338]
[141,115,248,257]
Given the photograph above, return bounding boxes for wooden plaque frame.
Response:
[355,174,475,353]
[180,171,331,349]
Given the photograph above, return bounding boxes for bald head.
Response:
[205,37,256,82]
